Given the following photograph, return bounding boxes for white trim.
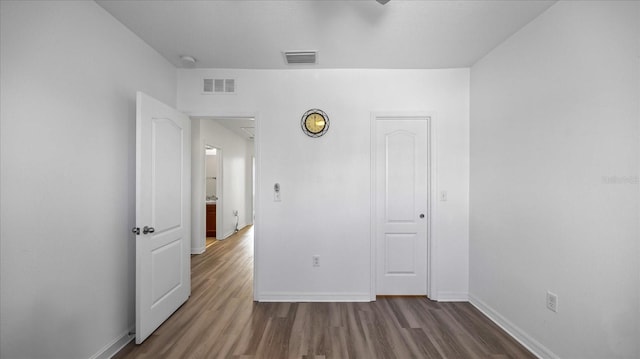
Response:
[253,114,261,301]
[369,114,377,300]
[218,223,250,240]
[434,291,468,302]
[469,294,558,359]
[214,147,223,240]
[89,326,134,359]
[191,246,205,255]
[428,114,439,298]
[258,292,371,302]
[219,229,237,240]
[370,112,436,299]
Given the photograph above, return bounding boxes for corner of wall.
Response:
[469,294,558,359]
[88,327,134,359]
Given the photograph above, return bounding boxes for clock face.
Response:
[305,113,325,134]
[301,109,329,137]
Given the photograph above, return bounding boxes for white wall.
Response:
[0,1,177,358]
[178,69,469,301]
[469,1,639,358]
[246,139,255,226]
[190,118,204,253]
[206,154,218,197]
[191,118,250,252]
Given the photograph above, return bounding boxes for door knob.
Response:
[143,226,155,234]
[131,227,140,235]
[419,214,425,219]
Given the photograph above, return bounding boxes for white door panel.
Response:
[376,118,428,295]
[136,92,191,344]
[386,132,417,222]
[151,118,183,232]
[385,233,417,274]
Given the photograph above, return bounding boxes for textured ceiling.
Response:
[97,0,555,69]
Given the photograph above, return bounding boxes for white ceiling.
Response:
[96,0,556,69]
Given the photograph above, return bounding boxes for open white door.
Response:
[135,92,191,344]
[375,117,429,295]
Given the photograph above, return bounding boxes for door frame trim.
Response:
[370,112,437,300]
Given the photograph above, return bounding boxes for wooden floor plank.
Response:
[114,226,535,359]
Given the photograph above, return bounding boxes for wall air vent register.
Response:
[203,78,236,94]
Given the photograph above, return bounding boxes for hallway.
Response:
[115,226,534,358]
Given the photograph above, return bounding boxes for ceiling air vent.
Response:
[203,78,236,94]
[284,51,317,65]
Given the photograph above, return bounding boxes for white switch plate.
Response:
[274,183,281,202]
[440,191,447,201]
[546,291,558,312]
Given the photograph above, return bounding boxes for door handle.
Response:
[132,227,140,235]
[419,214,425,219]
[143,226,155,234]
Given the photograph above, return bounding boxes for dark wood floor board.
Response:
[404,298,447,337]
[114,226,536,359]
[408,327,445,359]
[445,302,533,359]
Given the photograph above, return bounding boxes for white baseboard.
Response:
[219,224,250,240]
[257,292,371,302]
[469,294,559,359]
[435,291,469,302]
[220,229,235,239]
[191,245,205,255]
[89,326,134,359]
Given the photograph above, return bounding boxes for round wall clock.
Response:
[301,109,330,138]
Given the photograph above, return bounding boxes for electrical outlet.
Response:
[546,291,558,313]
[312,255,320,267]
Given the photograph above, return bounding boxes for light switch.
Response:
[274,183,281,202]
[440,191,447,201]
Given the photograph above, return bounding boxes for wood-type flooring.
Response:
[115,226,535,359]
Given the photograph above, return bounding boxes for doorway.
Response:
[205,145,221,248]
[190,115,258,299]
[372,114,432,297]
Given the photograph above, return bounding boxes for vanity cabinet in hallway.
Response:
[206,204,216,237]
